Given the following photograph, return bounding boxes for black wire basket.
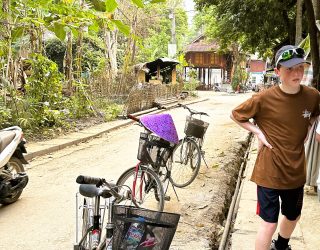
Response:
[184,116,209,138]
[112,205,180,250]
[137,132,174,166]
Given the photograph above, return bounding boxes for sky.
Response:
[183,0,196,26]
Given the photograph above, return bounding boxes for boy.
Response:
[230,45,320,250]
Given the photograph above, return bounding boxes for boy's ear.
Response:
[274,67,280,75]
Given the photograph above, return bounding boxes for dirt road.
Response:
[0,91,251,249]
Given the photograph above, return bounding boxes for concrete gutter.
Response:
[25,98,209,161]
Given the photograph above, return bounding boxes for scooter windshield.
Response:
[140,114,179,144]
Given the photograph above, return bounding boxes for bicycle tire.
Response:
[170,138,201,187]
[116,164,165,212]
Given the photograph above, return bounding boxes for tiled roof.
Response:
[249,60,266,72]
[185,37,220,52]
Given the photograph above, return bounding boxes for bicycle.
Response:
[74,175,180,250]
[118,113,180,204]
[170,103,209,188]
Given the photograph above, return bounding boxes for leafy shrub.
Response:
[45,39,66,72]
[231,67,248,90]
[94,98,123,121]
[0,102,12,128]
[24,54,64,127]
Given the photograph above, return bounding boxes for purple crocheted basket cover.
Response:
[140,113,179,144]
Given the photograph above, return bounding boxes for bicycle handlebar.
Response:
[127,114,140,122]
[76,175,139,206]
[177,103,209,116]
[76,175,104,185]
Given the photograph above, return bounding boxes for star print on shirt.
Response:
[302,109,311,119]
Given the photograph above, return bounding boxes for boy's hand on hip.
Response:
[256,131,273,150]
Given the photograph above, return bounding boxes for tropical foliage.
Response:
[0,0,189,138]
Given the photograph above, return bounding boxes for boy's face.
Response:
[274,64,305,87]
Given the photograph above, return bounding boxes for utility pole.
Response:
[171,8,176,44]
[168,7,177,58]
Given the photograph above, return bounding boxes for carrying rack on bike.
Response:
[184,116,209,139]
[112,205,180,250]
[177,103,210,169]
[74,175,181,250]
[137,132,175,167]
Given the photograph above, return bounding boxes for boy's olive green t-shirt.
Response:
[232,85,320,189]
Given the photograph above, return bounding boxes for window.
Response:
[195,53,203,64]
[252,76,256,84]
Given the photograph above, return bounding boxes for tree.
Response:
[194,0,320,89]
[305,0,320,86]
[134,2,188,62]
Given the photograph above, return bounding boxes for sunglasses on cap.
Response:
[276,48,305,67]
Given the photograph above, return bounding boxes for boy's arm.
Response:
[230,113,273,149]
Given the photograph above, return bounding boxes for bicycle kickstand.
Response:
[170,182,180,202]
[201,150,209,168]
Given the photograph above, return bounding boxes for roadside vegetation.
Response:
[0,0,319,139]
[0,0,191,139]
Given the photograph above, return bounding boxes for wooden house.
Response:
[184,35,233,89]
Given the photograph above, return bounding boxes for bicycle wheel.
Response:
[170,138,201,187]
[116,164,165,212]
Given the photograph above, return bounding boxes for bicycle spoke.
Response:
[116,165,164,212]
[171,139,201,187]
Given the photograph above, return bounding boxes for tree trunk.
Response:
[64,31,73,94]
[38,25,43,54]
[312,0,320,64]
[75,0,85,81]
[104,29,118,79]
[305,0,320,89]
[312,0,319,19]
[75,26,84,80]
[3,0,12,82]
[230,43,240,89]
[130,13,138,63]
[295,0,304,45]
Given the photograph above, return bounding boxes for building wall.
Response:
[137,71,146,83]
[249,72,264,87]
[185,52,227,68]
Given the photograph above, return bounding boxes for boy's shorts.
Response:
[256,185,304,223]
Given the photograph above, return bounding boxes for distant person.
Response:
[230,45,320,250]
[316,116,320,142]
[316,117,320,200]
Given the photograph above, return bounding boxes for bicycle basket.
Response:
[112,205,180,250]
[137,132,174,165]
[184,116,209,138]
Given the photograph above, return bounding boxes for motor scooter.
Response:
[0,126,28,205]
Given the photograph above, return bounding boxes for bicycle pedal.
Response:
[164,195,171,201]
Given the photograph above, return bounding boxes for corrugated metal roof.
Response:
[134,58,179,74]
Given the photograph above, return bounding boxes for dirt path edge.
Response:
[209,133,252,249]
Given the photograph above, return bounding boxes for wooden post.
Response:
[157,65,160,80]
[172,66,176,84]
